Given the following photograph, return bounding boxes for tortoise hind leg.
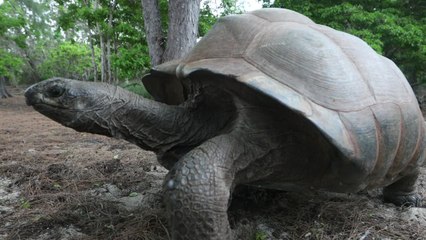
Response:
[383,170,422,207]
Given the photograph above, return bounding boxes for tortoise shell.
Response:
[142,8,425,190]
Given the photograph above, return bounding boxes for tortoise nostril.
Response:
[24,85,38,106]
[25,84,35,95]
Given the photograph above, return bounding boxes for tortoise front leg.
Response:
[163,134,245,240]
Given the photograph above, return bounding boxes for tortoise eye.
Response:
[47,85,65,98]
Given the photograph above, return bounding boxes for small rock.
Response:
[89,184,122,200]
[0,205,13,214]
[400,207,426,226]
[359,229,371,240]
[118,194,145,211]
[0,177,20,204]
[105,184,121,197]
[279,232,291,240]
[256,223,275,239]
[58,225,87,240]
[32,225,86,240]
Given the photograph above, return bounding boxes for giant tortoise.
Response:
[25,8,425,240]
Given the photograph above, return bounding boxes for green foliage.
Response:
[220,0,243,15]
[112,43,151,81]
[38,42,99,80]
[0,1,26,80]
[265,0,426,84]
[52,183,62,190]
[0,49,24,80]
[1,0,61,84]
[121,82,152,99]
[55,0,149,82]
[254,231,268,240]
[199,0,246,37]
[0,2,26,45]
[199,3,218,36]
[159,0,169,32]
[20,198,31,209]
[128,192,138,197]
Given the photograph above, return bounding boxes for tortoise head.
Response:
[25,78,115,135]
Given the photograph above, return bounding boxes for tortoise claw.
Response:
[383,192,423,207]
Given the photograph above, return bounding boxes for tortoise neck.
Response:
[101,93,193,152]
[84,83,237,164]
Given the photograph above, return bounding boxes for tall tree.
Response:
[81,0,98,82]
[12,0,56,83]
[0,1,26,98]
[56,0,150,83]
[141,0,202,66]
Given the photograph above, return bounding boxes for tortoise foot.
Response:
[383,171,422,207]
[383,192,422,207]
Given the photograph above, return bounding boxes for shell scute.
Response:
[185,14,265,62]
[244,22,375,111]
[249,8,314,24]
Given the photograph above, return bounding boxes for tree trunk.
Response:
[107,4,113,83]
[95,0,106,82]
[89,30,98,81]
[114,31,119,84]
[23,50,41,83]
[162,0,202,62]
[84,0,98,82]
[0,77,12,99]
[99,33,106,82]
[106,35,112,83]
[141,0,201,65]
[141,0,164,67]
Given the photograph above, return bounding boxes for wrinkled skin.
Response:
[26,77,423,240]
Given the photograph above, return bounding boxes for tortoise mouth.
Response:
[31,102,66,114]
[25,91,41,107]
[31,102,81,127]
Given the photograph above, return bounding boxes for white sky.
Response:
[239,0,264,11]
[234,0,263,12]
[202,0,264,14]
[0,0,3,4]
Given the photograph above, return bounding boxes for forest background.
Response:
[0,0,425,98]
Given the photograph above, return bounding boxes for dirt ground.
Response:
[1,88,426,240]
